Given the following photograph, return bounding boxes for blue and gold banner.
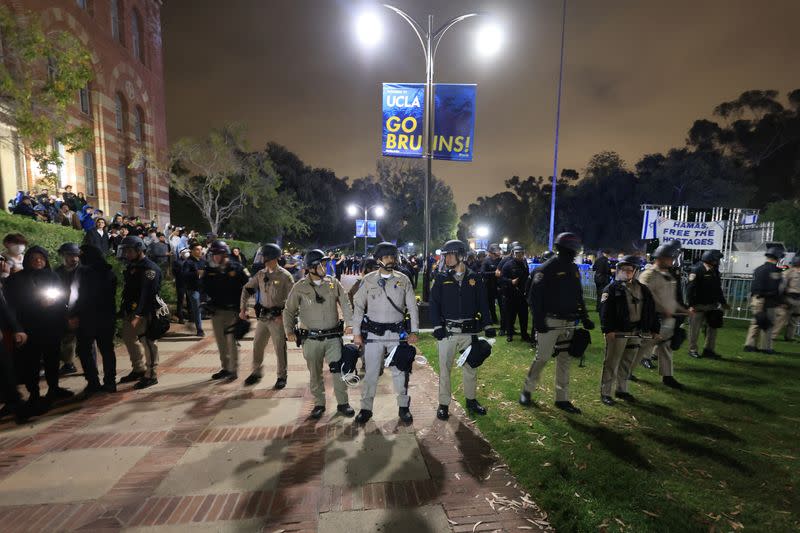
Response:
[382,83,425,158]
[433,83,476,162]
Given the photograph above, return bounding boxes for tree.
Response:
[166,125,279,235]
[762,199,800,250]
[0,7,93,190]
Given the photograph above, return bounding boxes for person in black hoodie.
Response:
[3,246,73,411]
[69,245,118,394]
[0,291,28,423]
[599,255,659,405]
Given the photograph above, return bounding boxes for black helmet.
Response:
[488,243,501,254]
[701,250,719,264]
[373,242,398,260]
[542,250,555,261]
[442,240,467,255]
[362,257,379,273]
[668,239,683,252]
[208,240,231,255]
[58,242,80,256]
[554,232,581,253]
[617,255,640,269]
[119,235,146,252]
[260,243,282,262]
[304,249,326,268]
[225,318,251,340]
[653,245,674,259]
[512,244,525,254]
[766,247,785,260]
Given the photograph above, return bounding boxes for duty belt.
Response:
[257,305,284,319]
[546,313,581,320]
[445,319,480,334]
[362,317,405,336]
[298,320,344,341]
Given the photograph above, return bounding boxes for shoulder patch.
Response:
[145,269,156,280]
[228,270,236,277]
[469,278,476,286]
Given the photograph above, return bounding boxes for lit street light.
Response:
[347,203,385,255]
[355,4,503,301]
[475,225,490,238]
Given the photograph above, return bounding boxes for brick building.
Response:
[0,0,169,223]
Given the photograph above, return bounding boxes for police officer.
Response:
[501,244,530,343]
[430,239,494,420]
[687,250,727,358]
[204,240,248,381]
[592,250,612,308]
[520,233,594,414]
[118,236,162,389]
[348,257,379,306]
[352,242,419,424]
[495,242,519,336]
[636,246,690,389]
[480,244,503,326]
[56,242,81,375]
[182,242,206,336]
[773,255,800,342]
[744,248,784,354]
[240,243,294,387]
[284,249,355,419]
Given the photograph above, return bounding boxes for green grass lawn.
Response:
[416,311,800,532]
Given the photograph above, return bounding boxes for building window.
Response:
[119,162,128,203]
[79,83,90,115]
[84,150,96,197]
[110,0,121,43]
[131,9,144,63]
[137,172,145,208]
[51,138,66,188]
[114,93,124,132]
[133,106,144,142]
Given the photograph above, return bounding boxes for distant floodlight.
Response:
[373,205,386,218]
[347,204,359,217]
[476,22,503,57]
[475,225,490,238]
[355,10,383,47]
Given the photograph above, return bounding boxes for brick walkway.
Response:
[0,325,553,532]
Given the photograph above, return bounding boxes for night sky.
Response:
[162,0,800,213]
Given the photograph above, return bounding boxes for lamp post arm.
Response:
[382,4,429,60]
[431,13,480,60]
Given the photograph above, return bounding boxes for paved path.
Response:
[0,323,552,532]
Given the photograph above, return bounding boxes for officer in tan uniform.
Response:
[283,249,355,419]
[636,246,690,390]
[240,244,294,388]
[599,255,659,405]
[773,255,800,342]
[744,248,784,354]
[352,242,419,425]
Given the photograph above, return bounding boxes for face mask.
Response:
[616,270,635,282]
[313,279,322,286]
[9,244,25,255]
[380,273,392,279]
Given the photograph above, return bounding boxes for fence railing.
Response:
[580,270,755,321]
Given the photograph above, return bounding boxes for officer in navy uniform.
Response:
[744,247,785,354]
[204,240,249,381]
[480,244,503,326]
[352,242,419,424]
[494,242,519,336]
[501,244,531,343]
[118,236,162,389]
[687,250,727,358]
[520,233,594,414]
[430,239,495,420]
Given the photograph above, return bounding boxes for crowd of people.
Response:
[1,217,799,425]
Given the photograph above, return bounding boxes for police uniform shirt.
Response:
[500,258,529,291]
[638,267,680,316]
[122,257,162,316]
[783,268,800,295]
[751,262,782,298]
[625,281,643,323]
[240,265,293,311]
[204,262,248,310]
[283,276,353,332]
[528,256,588,330]
[352,270,419,336]
[687,262,725,306]
[429,268,491,327]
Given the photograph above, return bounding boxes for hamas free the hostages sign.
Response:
[657,219,726,250]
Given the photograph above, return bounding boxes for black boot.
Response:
[398,406,413,423]
[244,373,262,386]
[119,370,145,383]
[436,404,449,420]
[466,398,487,415]
[337,403,355,417]
[355,409,372,424]
[600,395,615,406]
[519,390,532,406]
[554,401,582,414]
[310,405,326,419]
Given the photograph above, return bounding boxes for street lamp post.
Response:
[347,203,385,256]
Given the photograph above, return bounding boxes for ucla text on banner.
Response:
[657,218,726,250]
[433,84,476,162]
[382,83,424,158]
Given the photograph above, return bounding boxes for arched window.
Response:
[131,9,144,63]
[79,82,91,115]
[114,92,126,132]
[133,106,144,142]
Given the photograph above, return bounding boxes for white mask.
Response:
[313,279,322,286]
[380,273,392,279]
[8,244,25,256]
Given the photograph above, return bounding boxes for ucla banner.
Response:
[433,83,476,162]
[382,83,424,158]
